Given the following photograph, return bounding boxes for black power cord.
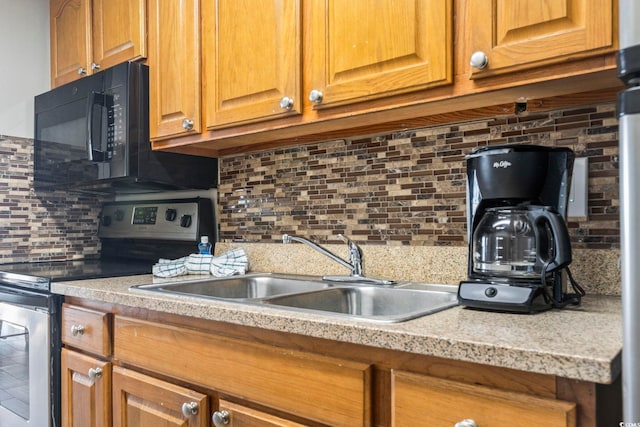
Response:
[540,262,586,308]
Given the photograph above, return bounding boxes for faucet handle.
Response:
[337,234,350,244]
[337,234,363,276]
[338,234,359,250]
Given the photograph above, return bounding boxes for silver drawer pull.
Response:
[212,410,230,426]
[182,118,194,130]
[279,96,294,110]
[308,89,323,103]
[181,401,199,417]
[469,51,488,69]
[88,367,102,380]
[70,324,85,336]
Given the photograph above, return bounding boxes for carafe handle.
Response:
[534,209,572,272]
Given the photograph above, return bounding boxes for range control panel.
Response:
[98,198,214,241]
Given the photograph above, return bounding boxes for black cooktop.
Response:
[0,258,153,292]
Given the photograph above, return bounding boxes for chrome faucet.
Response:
[282,234,394,285]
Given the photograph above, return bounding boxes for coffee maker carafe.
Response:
[473,206,572,278]
[458,145,584,313]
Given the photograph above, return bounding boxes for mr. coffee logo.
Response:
[492,160,512,169]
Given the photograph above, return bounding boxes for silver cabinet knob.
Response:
[181,401,199,418]
[470,51,488,69]
[88,367,102,380]
[77,67,87,75]
[91,62,100,71]
[279,96,294,110]
[70,324,85,336]
[455,419,478,427]
[308,89,323,103]
[212,410,230,426]
[182,118,194,130]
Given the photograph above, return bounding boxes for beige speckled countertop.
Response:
[52,273,622,385]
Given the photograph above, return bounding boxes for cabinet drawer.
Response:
[62,304,112,357]
[114,316,371,427]
[391,370,576,427]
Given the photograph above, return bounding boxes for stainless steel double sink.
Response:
[131,273,458,323]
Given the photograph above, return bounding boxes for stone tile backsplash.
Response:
[0,102,621,294]
[0,136,106,263]
[218,103,619,250]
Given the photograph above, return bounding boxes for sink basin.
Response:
[131,273,458,323]
[264,286,458,323]
[132,273,329,300]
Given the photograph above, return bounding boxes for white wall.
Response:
[0,0,50,138]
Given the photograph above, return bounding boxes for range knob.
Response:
[114,209,125,221]
[180,215,192,228]
[165,208,177,221]
[101,215,112,227]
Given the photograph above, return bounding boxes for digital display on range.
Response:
[132,206,158,225]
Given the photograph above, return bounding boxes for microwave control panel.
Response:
[98,199,212,241]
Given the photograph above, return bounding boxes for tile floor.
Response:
[0,323,29,420]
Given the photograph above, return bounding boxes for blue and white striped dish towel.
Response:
[152,248,249,278]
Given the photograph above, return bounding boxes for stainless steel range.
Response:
[0,197,214,427]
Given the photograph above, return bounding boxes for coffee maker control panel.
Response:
[458,281,550,313]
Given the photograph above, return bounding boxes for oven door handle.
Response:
[0,284,49,308]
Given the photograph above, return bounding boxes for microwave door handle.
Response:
[86,91,106,162]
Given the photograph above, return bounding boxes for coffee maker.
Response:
[458,144,584,313]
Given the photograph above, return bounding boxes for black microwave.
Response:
[34,61,217,193]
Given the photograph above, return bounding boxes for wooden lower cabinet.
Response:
[391,370,576,427]
[59,299,620,427]
[61,348,111,427]
[112,366,209,427]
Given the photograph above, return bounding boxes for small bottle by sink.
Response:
[198,236,212,254]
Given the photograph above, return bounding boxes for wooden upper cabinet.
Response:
[91,0,146,72]
[466,0,616,78]
[148,0,201,140]
[50,0,146,88]
[305,0,453,109]
[203,0,302,129]
[50,0,92,87]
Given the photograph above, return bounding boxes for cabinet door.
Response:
[216,399,307,426]
[61,348,111,427]
[306,0,452,108]
[391,370,576,427]
[91,0,146,71]
[50,0,92,87]
[148,0,201,140]
[112,366,209,427]
[466,0,615,78]
[203,0,302,129]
